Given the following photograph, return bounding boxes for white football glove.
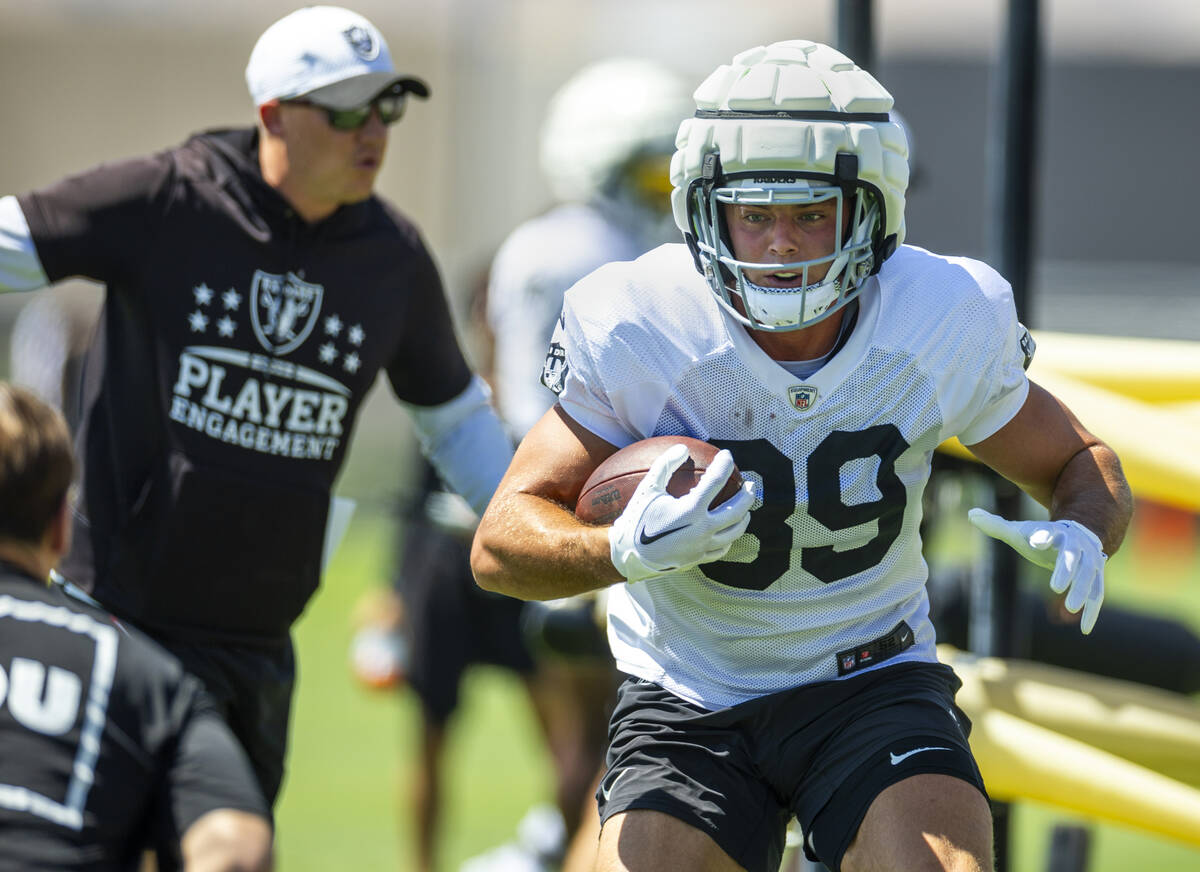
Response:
[967,507,1107,634]
[609,443,755,584]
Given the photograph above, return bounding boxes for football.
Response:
[574,435,743,525]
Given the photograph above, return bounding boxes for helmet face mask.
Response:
[687,168,885,332]
[671,40,910,333]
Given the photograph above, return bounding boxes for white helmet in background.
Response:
[539,57,693,209]
[671,40,910,333]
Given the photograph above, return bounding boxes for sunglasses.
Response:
[284,93,408,131]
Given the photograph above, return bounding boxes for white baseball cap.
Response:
[245,6,429,110]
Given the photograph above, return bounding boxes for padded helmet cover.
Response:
[670,41,910,331]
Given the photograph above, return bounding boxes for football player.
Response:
[471,41,1132,872]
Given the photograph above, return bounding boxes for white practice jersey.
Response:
[546,243,1030,709]
[487,202,655,437]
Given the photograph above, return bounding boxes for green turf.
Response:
[274,513,556,871]
[275,508,1200,871]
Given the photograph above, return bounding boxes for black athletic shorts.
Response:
[597,661,985,872]
[152,634,295,808]
[401,518,533,725]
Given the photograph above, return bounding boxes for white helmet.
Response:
[671,41,910,332]
[539,58,693,207]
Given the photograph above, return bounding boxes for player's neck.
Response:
[747,309,846,363]
[0,541,55,583]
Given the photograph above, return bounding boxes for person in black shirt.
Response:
[0,382,273,872]
[0,5,513,805]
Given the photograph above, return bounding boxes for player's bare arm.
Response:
[472,404,623,600]
[965,378,1133,633]
[965,380,1132,554]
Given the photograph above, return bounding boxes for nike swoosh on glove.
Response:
[968,507,1107,634]
[609,443,755,584]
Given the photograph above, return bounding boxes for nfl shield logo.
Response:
[250,270,324,355]
[787,384,818,411]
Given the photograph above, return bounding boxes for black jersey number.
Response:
[707,426,909,590]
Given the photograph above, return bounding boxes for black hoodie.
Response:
[19,128,472,644]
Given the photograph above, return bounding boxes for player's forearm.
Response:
[1048,442,1133,556]
[470,493,623,600]
[181,809,273,872]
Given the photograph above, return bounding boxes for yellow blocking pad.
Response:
[1160,399,1200,423]
[942,646,1200,788]
[941,646,1200,846]
[938,370,1200,512]
[966,707,1200,847]
[1030,331,1200,404]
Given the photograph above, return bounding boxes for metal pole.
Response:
[835,0,875,72]
[981,0,1041,662]
[986,0,1041,315]
[982,3,1042,869]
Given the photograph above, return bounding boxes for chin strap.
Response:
[684,152,728,282]
[835,150,895,274]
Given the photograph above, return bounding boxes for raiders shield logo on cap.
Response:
[342,25,380,60]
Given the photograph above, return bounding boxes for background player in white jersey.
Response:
[487,57,690,438]
[472,41,1132,872]
[348,58,693,872]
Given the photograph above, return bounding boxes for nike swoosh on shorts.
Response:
[889,746,952,766]
[601,769,630,802]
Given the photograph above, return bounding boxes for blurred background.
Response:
[2,0,1198,869]
[3,0,1198,505]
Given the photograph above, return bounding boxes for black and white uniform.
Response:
[0,128,512,802]
[0,563,266,871]
[546,242,1028,870]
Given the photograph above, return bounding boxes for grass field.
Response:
[275,512,558,871]
[275,508,1200,872]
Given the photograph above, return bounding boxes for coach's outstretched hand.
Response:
[968,507,1107,634]
[610,444,754,584]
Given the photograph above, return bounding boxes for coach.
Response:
[0,5,512,805]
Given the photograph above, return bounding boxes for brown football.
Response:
[574,435,743,525]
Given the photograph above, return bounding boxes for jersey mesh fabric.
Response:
[554,244,1028,709]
